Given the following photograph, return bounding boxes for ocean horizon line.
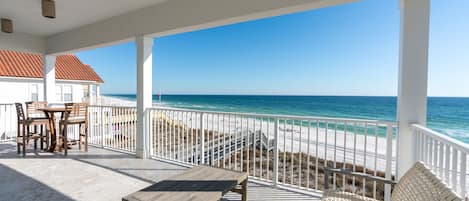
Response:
[103,94,469,98]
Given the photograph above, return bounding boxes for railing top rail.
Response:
[89,105,137,109]
[412,124,469,153]
[0,103,14,105]
[148,106,397,126]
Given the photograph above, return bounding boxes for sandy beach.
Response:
[100,95,397,173]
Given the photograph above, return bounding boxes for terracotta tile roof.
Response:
[0,50,104,83]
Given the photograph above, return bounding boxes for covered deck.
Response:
[0,142,320,201]
[1,0,469,200]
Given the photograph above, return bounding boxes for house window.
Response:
[56,85,63,102]
[84,85,90,98]
[63,85,73,102]
[30,84,38,101]
[55,84,73,102]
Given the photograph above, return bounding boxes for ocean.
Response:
[107,94,469,143]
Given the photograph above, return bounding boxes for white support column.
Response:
[396,0,430,179]
[136,36,153,158]
[96,85,101,98]
[43,55,56,103]
[96,85,101,105]
[88,84,94,104]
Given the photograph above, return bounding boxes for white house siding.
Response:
[0,77,98,104]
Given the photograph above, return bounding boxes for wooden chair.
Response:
[322,161,463,201]
[15,103,49,156]
[60,103,88,156]
[25,101,50,150]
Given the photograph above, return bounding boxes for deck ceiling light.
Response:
[1,18,13,33]
[42,0,56,19]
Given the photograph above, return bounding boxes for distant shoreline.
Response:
[104,94,469,98]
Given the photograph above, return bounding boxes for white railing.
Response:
[0,103,401,200]
[0,103,17,142]
[412,124,469,198]
[0,103,80,143]
[0,103,138,152]
[88,105,137,153]
[147,107,397,200]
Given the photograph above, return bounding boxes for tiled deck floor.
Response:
[0,142,321,201]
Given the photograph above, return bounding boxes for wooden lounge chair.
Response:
[123,165,248,201]
[322,161,463,201]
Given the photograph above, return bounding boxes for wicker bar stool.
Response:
[15,103,49,156]
[59,103,88,156]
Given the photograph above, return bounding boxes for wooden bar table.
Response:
[38,107,69,152]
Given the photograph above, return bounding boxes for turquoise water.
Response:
[108,95,469,143]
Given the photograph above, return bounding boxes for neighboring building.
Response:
[0,50,103,104]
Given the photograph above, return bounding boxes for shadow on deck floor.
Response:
[0,142,321,201]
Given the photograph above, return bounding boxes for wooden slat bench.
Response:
[123,165,248,201]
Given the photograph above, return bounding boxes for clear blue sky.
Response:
[76,0,469,97]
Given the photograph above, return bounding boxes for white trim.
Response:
[0,76,102,84]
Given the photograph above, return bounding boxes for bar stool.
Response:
[15,103,49,156]
[25,101,50,150]
[60,103,88,156]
